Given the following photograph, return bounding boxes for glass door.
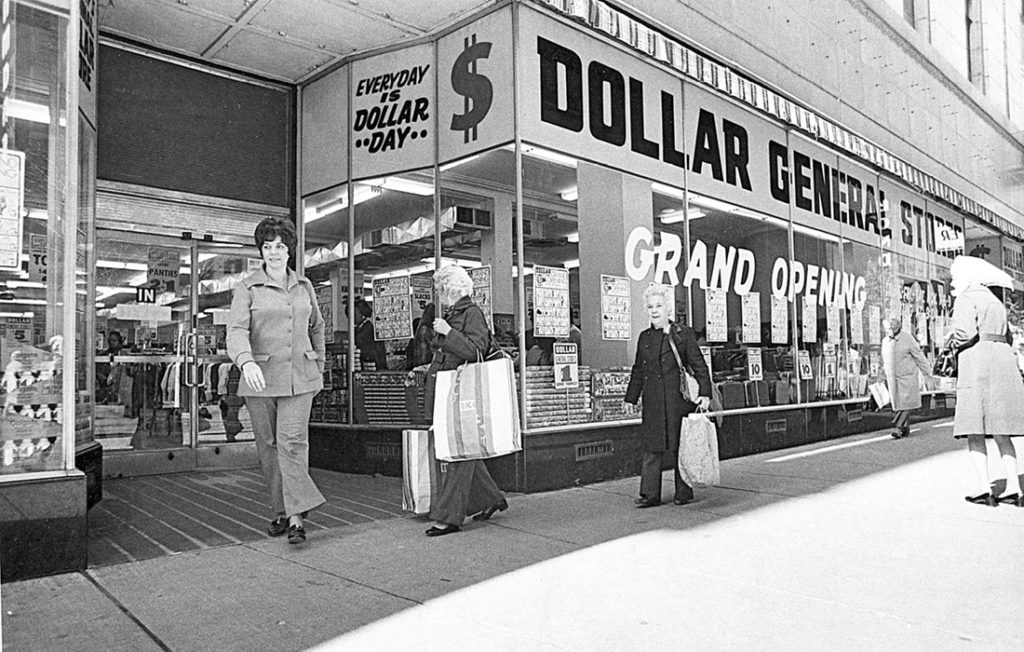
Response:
[95,229,261,475]
[189,242,260,469]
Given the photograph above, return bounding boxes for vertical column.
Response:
[481,193,514,316]
[577,162,653,368]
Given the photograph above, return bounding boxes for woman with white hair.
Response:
[946,255,1024,507]
[423,265,508,536]
[624,284,712,507]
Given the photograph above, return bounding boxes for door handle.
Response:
[182,332,198,388]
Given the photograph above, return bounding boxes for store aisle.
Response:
[87,469,405,567]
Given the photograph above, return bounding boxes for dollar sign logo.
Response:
[450,34,493,143]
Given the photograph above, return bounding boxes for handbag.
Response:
[432,352,522,461]
[666,329,700,402]
[934,333,980,379]
[677,410,720,486]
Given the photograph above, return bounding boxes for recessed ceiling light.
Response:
[278,31,286,37]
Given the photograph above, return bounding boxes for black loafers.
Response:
[634,497,661,508]
[473,499,509,521]
[965,493,998,507]
[997,493,1024,507]
[425,524,460,537]
[268,517,288,537]
[673,497,692,506]
[287,524,306,544]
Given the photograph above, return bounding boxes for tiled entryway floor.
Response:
[87,468,405,567]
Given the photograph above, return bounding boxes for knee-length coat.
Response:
[624,322,713,452]
[949,284,1024,437]
[881,330,931,411]
[423,295,491,419]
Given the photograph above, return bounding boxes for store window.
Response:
[1,3,70,473]
[686,194,796,409]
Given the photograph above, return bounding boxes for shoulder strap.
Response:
[667,331,684,371]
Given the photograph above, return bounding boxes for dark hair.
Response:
[108,330,123,344]
[253,217,298,254]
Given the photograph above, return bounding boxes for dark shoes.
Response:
[965,493,999,507]
[287,523,306,544]
[997,493,1024,507]
[268,517,288,537]
[634,497,661,508]
[673,497,692,506]
[425,524,461,537]
[891,427,910,439]
[473,499,509,521]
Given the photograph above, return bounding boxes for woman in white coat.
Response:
[947,256,1024,507]
[880,318,932,439]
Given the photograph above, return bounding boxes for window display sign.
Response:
[771,295,788,344]
[552,342,578,389]
[600,274,631,341]
[0,149,25,270]
[470,266,493,330]
[705,289,727,342]
[28,234,46,283]
[115,304,172,322]
[741,292,760,343]
[867,305,881,344]
[533,265,570,337]
[801,296,817,342]
[411,275,433,318]
[148,246,179,294]
[798,349,813,380]
[350,43,435,179]
[1,343,62,452]
[850,307,864,345]
[747,346,763,381]
[371,276,413,341]
[826,304,840,344]
[315,284,334,344]
[0,317,33,344]
[437,6,514,163]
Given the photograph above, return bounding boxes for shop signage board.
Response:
[600,274,631,340]
[28,234,46,283]
[771,295,788,344]
[78,0,98,127]
[879,176,962,264]
[315,284,334,344]
[741,291,760,343]
[470,266,493,330]
[371,276,412,341]
[835,155,884,248]
[0,149,25,270]
[410,275,433,318]
[552,342,578,389]
[801,295,817,342]
[350,43,436,179]
[705,288,727,342]
[115,304,171,322]
[533,265,569,338]
[747,346,763,381]
[437,6,514,163]
[147,246,179,294]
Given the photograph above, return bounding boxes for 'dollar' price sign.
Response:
[371,276,412,341]
[533,265,569,338]
[470,266,493,330]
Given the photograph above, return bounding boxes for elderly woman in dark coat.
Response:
[624,284,712,507]
[946,256,1024,507]
[423,266,508,536]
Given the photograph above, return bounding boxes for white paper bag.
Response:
[677,413,720,487]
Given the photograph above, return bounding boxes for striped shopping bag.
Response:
[432,355,521,462]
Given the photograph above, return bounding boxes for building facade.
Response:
[2,0,1022,580]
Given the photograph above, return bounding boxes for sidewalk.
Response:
[3,418,1024,651]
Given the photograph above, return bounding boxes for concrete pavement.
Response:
[3,417,1024,651]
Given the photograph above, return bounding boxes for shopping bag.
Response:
[867,381,891,409]
[401,429,448,514]
[677,412,720,487]
[433,355,521,461]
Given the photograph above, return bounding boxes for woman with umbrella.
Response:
[946,255,1024,507]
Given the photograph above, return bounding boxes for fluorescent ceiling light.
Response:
[366,176,435,196]
[418,257,482,268]
[560,187,578,202]
[651,182,684,199]
[97,260,147,271]
[440,154,481,172]
[0,312,35,318]
[4,98,54,125]
[306,186,378,224]
[0,298,49,305]
[564,259,580,269]
[97,286,137,301]
[566,232,579,243]
[659,208,706,224]
[4,281,46,289]
[688,194,739,212]
[27,209,48,220]
[505,144,578,168]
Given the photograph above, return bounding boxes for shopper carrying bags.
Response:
[624,284,712,507]
[422,265,508,536]
[227,217,326,544]
[946,255,1024,508]
[880,317,933,439]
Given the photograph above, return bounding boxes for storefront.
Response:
[295,0,1018,492]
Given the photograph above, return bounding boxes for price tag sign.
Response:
[747,347,763,381]
[552,342,578,389]
[798,350,813,380]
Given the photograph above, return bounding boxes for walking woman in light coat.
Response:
[228,217,326,543]
[946,256,1024,508]
[881,318,932,439]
